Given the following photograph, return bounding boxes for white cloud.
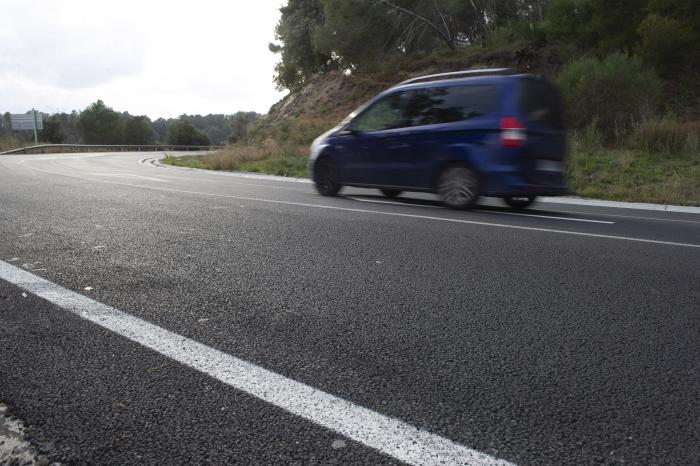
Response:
[0,0,287,118]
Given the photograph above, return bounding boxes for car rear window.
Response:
[402,85,500,127]
[519,79,565,128]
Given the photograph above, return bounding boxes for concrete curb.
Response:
[537,196,700,214]
[147,156,700,214]
[143,156,312,184]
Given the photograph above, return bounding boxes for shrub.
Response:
[544,0,595,48]
[631,117,700,154]
[637,14,696,77]
[557,53,662,140]
[40,116,66,144]
[165,120,211,146]
[77,100,125,144]
[484,20,547,50]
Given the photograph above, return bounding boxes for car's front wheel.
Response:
[313,158,341,196]
[380,189,402,198]
[437,165,479,209]
[503,195,536,209]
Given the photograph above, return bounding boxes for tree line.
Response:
[0,101,261,146]
[269,0,699,90]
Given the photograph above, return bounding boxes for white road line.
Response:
[479,210,614,224]
[132,186,693,248]
[88,173,169,182]
[14,164,700,249]
[541,210,700,225]
[145,157,312,184]
[99,160,311,191]
[0,260,514,466]
[347,196,615,223]
[346,196,444,208]
[146,156,700,214]
[21,153,700,220]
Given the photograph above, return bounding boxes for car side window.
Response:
[350,93,407,133]
[402,85,500,127]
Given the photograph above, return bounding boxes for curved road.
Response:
[1,152,698,465]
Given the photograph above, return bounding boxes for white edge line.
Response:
[12,152,700,214]
[0,260,514,466]
[346,196,444,209]
[146,157,313,184]
[89,173,169,182]
[95,181,700,249]
[347,196,615,224]
[479,209,614,224]
[148,156,700,214]
[547,210,700,225]
[13,161,700,249]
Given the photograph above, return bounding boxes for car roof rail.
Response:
[396,68,515,86]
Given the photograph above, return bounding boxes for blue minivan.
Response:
[309,69,568,209]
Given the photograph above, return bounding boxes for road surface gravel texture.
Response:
[0,152,698,465]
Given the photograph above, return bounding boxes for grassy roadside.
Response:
[163,152,308,178]
[162,115,331,178]
[0,136,29,152]
[163,141,699,206]
[568,147,699,206]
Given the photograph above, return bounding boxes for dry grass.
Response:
[0,136,27,152]
[163,114,340,177]
[631,118,700,154]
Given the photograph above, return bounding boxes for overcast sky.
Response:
[0,0,287,118]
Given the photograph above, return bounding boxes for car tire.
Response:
[503,195,536,209]
[380,189,402,198]
[437,165,479,209]
[313,158,341,196]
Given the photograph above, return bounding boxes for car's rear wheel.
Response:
[313,158,341,196]
[380,189,402,198]
[437,165,479,209]
[503,195,536,209]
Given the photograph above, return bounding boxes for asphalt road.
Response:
[1,151,698,465]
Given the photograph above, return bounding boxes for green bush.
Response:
[484,20,547,49]
[638,14,696,77]
[77,100,125,144]
[165,120,211,146]
[631,116,700,154]
[544,0,595,48]
[557,53,662,140]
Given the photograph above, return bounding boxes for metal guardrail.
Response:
[0,144,227,156]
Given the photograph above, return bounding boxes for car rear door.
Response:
[518,78,568,185]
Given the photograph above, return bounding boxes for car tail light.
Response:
[500,117,526,148]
